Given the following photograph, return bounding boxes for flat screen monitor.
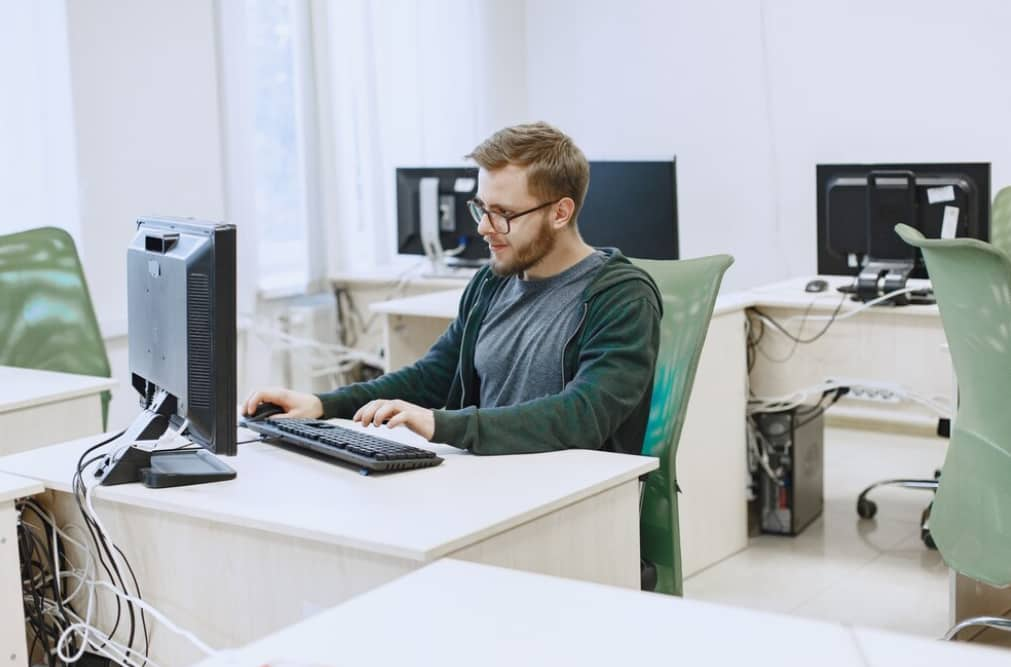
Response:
[817,162,990,279]
[126,217,237,456]
[579,159,678,260]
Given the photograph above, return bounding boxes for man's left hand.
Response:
[352,399,435,441]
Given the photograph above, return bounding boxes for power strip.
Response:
[826,377,903,404]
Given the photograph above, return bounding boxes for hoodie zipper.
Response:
[560,302,589,389]
[459,277,490,406]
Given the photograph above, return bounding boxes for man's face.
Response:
[475,165,558,277]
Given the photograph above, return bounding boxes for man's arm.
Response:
[315,317,464,418]
[432,294,661,454]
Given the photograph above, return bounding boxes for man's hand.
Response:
[243,387,324,419]
[353,399,435,441]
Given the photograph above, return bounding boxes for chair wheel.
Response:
[857,498,877,519]
[922,529,937,550]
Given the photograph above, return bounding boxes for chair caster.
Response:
[921,504,937,550]
[857,497,877,519]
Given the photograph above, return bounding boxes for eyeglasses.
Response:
[466,198,559,235]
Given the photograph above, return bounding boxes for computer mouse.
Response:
[246,402,286,421]
[805,279,829,293]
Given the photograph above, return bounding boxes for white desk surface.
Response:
[0,420,655,561]
[197,559,1009,667]
[369,287,465,318]
[365,275,940,321]
[0,366,117,414]
[0,471,43,504]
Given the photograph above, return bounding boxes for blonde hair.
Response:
[466,121,590,223]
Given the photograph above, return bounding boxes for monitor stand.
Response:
[417,176,485,279]
[853,259,928,305]
[99,388,175,485]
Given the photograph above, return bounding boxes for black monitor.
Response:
[120,217,237,459]
[396,167,485,267]
[817,162,990,281]
[579,159,678,260]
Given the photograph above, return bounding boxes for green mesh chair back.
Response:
[991,186,1011,258]
[896,223,1011,587]
[0,227,112,429]
[633,254,734,596]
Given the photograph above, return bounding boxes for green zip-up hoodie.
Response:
[317,248,662,456]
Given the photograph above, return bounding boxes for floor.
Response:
[685,426,952,638]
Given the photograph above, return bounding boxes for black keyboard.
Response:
[242,418,443,474]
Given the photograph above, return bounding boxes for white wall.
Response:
[523,0,1011,288]
[524,0,779,289]
[0,2,81,239]
[66,0,227,330]
[64,0,227,429]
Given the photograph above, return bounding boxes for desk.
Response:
[747,276,952,432]
[0,472,44,666]
[197,559,1010,667]
[371,288,751,579]
[0,366,117,455]
[0,421,655,665]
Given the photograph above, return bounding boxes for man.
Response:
[244,121,661,456]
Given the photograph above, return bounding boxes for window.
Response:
[218,0,319,298]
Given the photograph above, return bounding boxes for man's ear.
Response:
[552,197,576,229]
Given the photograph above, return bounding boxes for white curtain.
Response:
[312,0,505,273]
[0,2,80,240]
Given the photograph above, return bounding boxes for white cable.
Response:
[76,461,220,660]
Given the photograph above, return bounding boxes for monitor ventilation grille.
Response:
[187,273,212,409]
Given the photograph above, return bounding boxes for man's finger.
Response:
[372,402,400,426]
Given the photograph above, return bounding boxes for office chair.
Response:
[991,185,1011,258]
[634,254,734,596]
[895,223,1011,640]
[0,227,112,429]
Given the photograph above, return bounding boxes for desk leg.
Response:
[0,502,28,666]
[951,570,1011,629]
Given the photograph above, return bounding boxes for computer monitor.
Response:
[579,159,678,260]
[396,160,679,266]
[817,162,990,280]
[119,217,237,459]
[396,167,485,268]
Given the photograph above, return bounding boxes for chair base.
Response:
[944,615,1011,640]
[856,477,939,549]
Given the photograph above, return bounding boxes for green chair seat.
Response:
[634,254,734,596]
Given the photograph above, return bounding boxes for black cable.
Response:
[748,292,848,346]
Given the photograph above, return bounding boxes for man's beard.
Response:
[490,216,558,277]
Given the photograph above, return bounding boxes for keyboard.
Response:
[242,418,443,474]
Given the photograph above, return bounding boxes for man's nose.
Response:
[476,212,495,236]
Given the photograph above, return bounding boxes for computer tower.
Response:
[755,407,825,535]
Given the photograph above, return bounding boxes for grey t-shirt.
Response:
[474,251,606,408]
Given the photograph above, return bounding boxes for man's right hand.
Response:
[243,387,324,420]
